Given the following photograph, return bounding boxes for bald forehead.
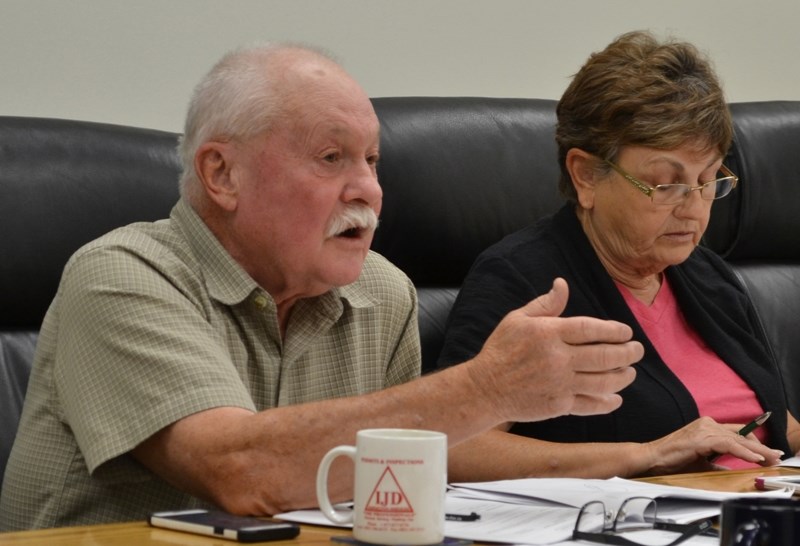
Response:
[269,49,376,121]
[263,46,338,78]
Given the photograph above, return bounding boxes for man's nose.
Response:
[345,161,383,206]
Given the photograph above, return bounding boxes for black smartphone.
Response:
[148,509,300,542]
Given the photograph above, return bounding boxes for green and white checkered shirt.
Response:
[0,199,420,531]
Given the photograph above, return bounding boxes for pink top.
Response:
[617,276,766,469]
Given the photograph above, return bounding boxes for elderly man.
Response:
[0,44,642,531]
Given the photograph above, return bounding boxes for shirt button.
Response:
[253,295,268,309]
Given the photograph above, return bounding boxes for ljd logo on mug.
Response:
[365,464,414,513]
[317,429,447,545]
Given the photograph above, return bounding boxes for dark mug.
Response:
[720,497,800,545]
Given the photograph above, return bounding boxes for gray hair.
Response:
[177,42,338,202]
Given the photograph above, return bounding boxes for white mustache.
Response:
[325,205,379,238]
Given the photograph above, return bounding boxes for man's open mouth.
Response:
[338,227,362,239]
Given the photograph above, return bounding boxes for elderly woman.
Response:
[438,30,800,479]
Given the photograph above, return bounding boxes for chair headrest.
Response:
[0,117,180,329]
[370,97,563,286]
[704,101,800,260]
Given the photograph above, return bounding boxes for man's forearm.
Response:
[132,363,501,515]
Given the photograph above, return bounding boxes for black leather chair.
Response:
[2,99,800,490]
[370,98,563,372]
[703,102,800,415]
[0,117,181,488]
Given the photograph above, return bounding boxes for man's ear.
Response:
[194,141,239,212]
[566,148,599,210]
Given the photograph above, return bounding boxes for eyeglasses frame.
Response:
[572,497,714,546]
[601,157,738,205]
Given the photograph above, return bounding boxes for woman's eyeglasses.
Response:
[602,158,738,206]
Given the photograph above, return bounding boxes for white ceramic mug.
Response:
[316,428,447,545]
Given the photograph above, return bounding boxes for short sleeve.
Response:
[53,244,256,473]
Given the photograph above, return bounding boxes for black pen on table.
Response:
[707,411,772,463]
[445,512,480,522]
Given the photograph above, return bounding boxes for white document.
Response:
[450,476,792,522]
[276,494,716,545]
[778,455,800,467]
[276,495,577,544]
[443,495,577,544]
[276,477,791,545]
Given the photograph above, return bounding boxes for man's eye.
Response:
[367,154,379,166]
[323,152,340,163]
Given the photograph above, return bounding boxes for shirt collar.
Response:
[171,199,258,306]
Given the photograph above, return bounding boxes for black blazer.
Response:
[437,205,790,453]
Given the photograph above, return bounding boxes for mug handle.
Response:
[316,445,356,524]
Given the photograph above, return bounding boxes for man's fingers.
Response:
[558,316,638,346]
[569,393,625,416]
[520,277,569,318]
[482,277,645,424]
[566,340,644,373]
[519,278,637,347]
[571,367,637,398]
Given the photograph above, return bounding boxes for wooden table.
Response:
[0,520,348,545]
[2,467,799,545]
[640,464,800,492]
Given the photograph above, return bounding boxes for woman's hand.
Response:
[641,416,784,475]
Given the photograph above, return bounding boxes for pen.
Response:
[738,411,771,436]
[445,512,480,522]
[707,411,772,463]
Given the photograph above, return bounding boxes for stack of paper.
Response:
[276,477,792,545]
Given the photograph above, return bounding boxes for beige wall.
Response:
[2,0,798,133]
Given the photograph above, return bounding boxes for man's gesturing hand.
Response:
[466,277,643,424]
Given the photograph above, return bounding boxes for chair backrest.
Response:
[0,116,181,488]
[0,333,37,489]
[703,102,800,416]
[0,101,563,483]
[3,99,800,485]
[370,97,563,371]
